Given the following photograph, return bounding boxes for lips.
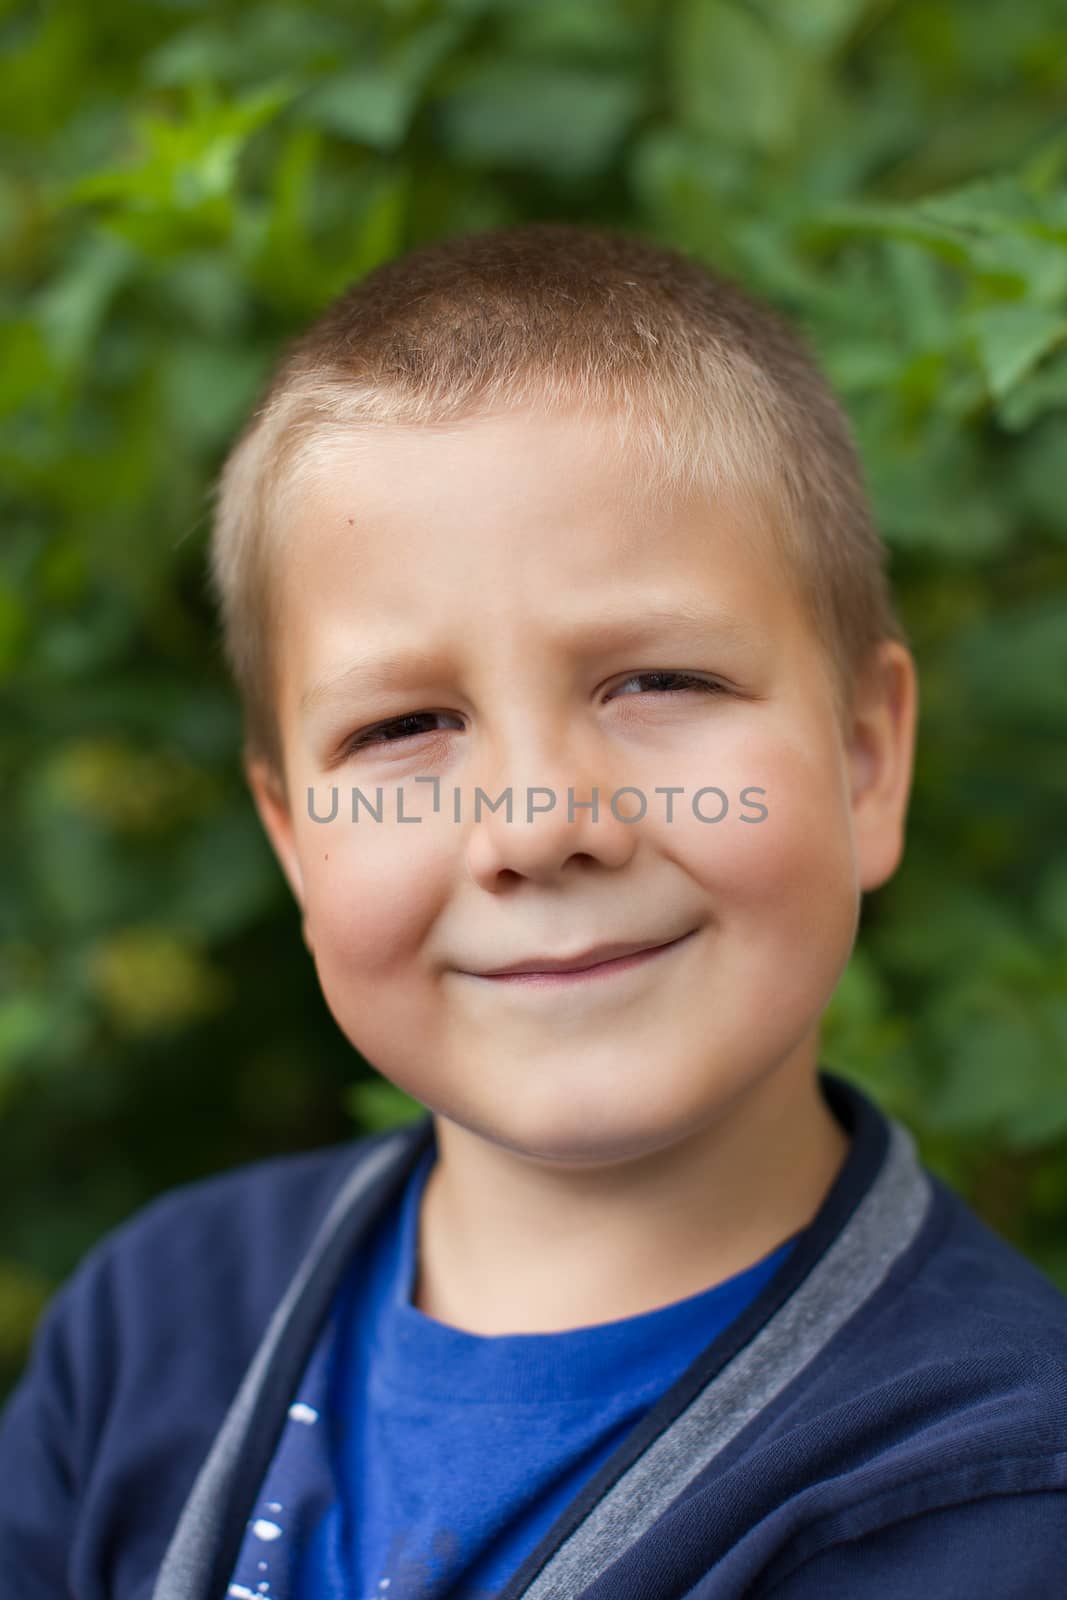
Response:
[475,934,689,977]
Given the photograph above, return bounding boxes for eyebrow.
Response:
[299,601,769,719]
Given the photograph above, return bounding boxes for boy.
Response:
[2,221,1066,1599]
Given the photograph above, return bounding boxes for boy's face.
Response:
[248,407,915,1167]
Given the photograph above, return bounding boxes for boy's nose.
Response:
[462,736,640,888]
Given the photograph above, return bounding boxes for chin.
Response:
[477,1093,698,1172]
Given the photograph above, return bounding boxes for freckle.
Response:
[347,517,354,525]
[325,853,329,861]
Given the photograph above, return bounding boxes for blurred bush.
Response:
[2,0,1067,1396]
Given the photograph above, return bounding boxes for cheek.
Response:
[663,725,861,1043]
[671,726,858,932]
[296,810,451,979]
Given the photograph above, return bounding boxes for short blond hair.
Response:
[207,221,907,780]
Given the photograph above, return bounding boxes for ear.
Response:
[244,748,314,953]
[845,640,919,893]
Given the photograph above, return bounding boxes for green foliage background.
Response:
[3,0,1067,1396]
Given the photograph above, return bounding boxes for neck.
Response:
[410,1053,851,1336]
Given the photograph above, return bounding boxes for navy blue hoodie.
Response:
[2,1068,1067,1598]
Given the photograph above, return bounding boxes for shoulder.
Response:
[3,1124,424,1498]
[29,1123,419,1401]
[0,1125,426,1590]
[713,1175,1067,1594]
[752,1487,1067,1598]
[824,1171,1067,1430]
[871,1169,1067,1375]
[70,1124,417,1315]
[766,1171,1067,1512]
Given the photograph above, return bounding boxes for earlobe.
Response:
[244,749,307,913]
[847,642,919,892]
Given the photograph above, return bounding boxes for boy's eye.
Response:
[340,712,459,756]
[610,671,726,700]
[338,673,725,758]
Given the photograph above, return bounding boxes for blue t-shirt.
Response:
[226,1134,799,1600]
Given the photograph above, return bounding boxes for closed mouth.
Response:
[472,929,697,984]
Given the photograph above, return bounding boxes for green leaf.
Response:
[996,346,1067,429]
[160,338,271,452]
[969,303,1067,400]
[0,997,56,1078]
[87,925,230,1034]
[671,0,800,152]
[916,176,1045,233]
[346,1077,426,1134]
[31,230,135,375]
[433,60,644,177]
[144,11,351,90]
[1035,859,1067,944]
[0,1262,53,1366]
[0,321,55,418]
[321,167,411,291]
[0,582,31,678]
[756,0,880,56]
[924,984,1067,1148]
[62,78,298,219]
[295,19,464,149]
[166,810,281,940]
[812,201,974,266]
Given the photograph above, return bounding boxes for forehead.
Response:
[275,405,786,579]
[278,407,671,552]
[268,407,812,699]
